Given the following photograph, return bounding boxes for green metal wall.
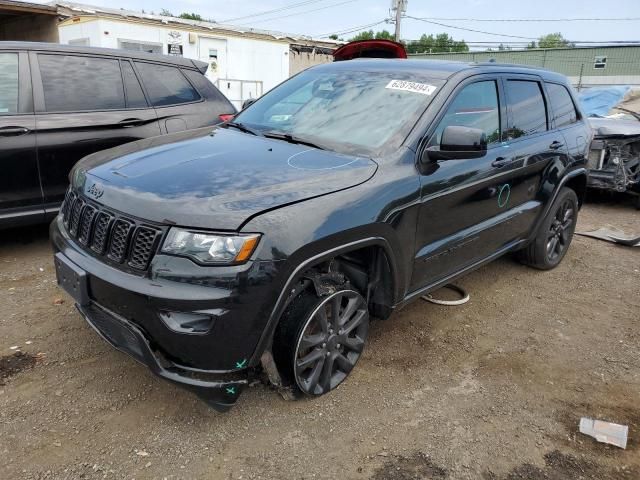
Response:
[410,46,640,77]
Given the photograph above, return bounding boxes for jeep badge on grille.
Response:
[87,183,104,200]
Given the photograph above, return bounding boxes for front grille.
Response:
[60,190,163,272]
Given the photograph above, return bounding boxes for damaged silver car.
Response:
[587,118,640,209]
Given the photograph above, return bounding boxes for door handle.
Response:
[549,141,564,150]
[492,156,510,168]
[118,118,144,128]
[0,126,30,136]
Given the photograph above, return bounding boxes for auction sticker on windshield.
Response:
[385,80,437,96]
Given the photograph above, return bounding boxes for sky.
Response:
[41,0,640,47]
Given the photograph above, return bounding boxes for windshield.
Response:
[234,67,445,155]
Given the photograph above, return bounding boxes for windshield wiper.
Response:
[263,131,326,150]
[225,121,259,136]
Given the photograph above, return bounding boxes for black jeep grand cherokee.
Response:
[51,60,590,411]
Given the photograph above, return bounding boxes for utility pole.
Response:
[392,0,407,42]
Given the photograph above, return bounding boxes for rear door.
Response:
[134,61,229,133]
[0,50,41,225]
[544,82,590,166]
[32,52,161,208]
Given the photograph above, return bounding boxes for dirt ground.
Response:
[1,194,638,480]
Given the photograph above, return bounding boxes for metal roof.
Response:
[55,2,340,47]
[0,0,57,14]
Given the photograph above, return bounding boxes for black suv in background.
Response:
[51,60,590,411]
[0,42,235,228]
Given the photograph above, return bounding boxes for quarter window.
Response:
[546,83,578,128]
[505,80,547,139]
[134,62,200,107]
[38,54,125,112]
[0,53,19,114]
[430,80,501,147]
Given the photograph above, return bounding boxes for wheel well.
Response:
[294,245,395,320]
[564,174,587,207]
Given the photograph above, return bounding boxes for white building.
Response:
[55,2,337,108]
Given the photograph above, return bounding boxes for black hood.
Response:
[72,127,377,231]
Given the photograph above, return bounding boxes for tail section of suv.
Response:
[50,60,589,411]
[0,42,235,229]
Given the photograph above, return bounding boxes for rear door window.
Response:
[504,80,548,140]
[134,62,200,107]
[429,80,501,147]
[121,61,148,109]
[546,83,578,128]
[0,53,19,114]
[38,54,126,112]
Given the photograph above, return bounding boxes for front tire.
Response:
[273,288,369,397]
[519,187,579,270]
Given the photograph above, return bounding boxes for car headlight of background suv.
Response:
[161,228,260,265]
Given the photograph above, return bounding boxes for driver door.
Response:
[410,76,519,291]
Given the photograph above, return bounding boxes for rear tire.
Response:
[273,288,369,397]
[518,187,579,270]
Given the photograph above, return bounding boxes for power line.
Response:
[405,16,538,40]
[221,0,330,23]
[235,0,360,27]
[412,17,640,22]
[317,19,390,38]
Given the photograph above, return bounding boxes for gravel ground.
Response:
[0,194,638,480]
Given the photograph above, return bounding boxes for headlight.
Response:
[161,228,260,265]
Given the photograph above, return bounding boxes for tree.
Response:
[159,8,173,17]
[179,12,204,21]
[537,33,574,49]
[348,29,395,42]
[329,34,339,40]
[405,33,468,54]
[349,30,375,41]
[526,41,537,49]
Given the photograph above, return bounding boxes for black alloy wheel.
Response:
[546,197,575,263]
[293,289,369,396]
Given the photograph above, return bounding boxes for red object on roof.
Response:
[333,40,407,61]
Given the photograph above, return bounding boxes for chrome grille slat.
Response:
[60,190,163,272]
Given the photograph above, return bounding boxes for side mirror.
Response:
[423,126,487,162]
[242,98,257,110]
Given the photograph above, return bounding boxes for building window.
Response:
[594,56,607,69]
[118,40,163,55]
[68,38,90,46]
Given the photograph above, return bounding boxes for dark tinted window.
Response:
[430,80,501,147]
[0,53,19,114]
[135,62,200,107]
[122,61,147,108]
[38,54,125,112]
[546,83,578,128]
[505,80,547,139]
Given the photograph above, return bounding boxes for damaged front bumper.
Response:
[587,119,640,196]
[76,301,248,412]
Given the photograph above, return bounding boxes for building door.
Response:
[198,37,227,85]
